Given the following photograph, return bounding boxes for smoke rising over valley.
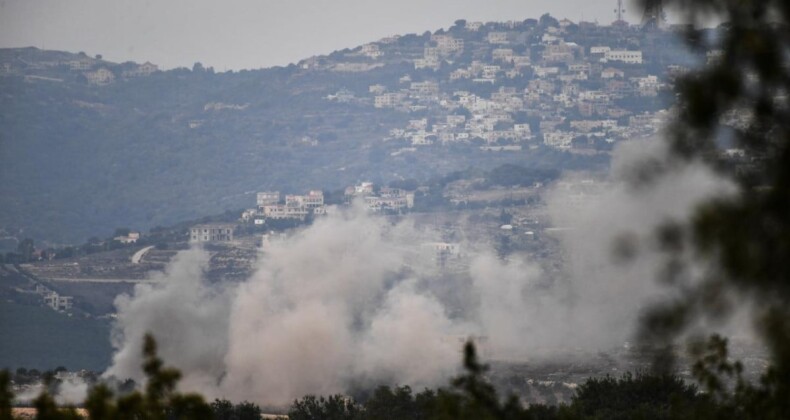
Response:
[101,140,734,406]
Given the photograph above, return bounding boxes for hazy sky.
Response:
[0,0,646,70]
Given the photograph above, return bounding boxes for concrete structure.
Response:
[261,204,309,220]
[487,32,509,44]
[44,293,73,311]
[190,224,234,243]
[257,191,280,207]
[113,232,140,244]
[360,43,383,59]
[604,50,643,64]
[122,62,159,78]
[83,68,115,85]
[285,190,324,209]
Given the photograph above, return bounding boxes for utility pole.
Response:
[614,0,626,23]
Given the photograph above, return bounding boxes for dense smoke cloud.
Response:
[541,140,736,351]
[220,208,464,403]
[105,250,232,392]
[104,139,734,405]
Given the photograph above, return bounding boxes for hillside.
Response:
[0,301,112,371]
[0,17,694,244]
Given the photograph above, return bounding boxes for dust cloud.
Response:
[104,139,733,405]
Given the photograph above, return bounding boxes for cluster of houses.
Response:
[184,184,416,246]
[241,190,327,226]
[344,182,415,213]
[320,18,678,152]
[237,183,415,227]
[0,51,159,86]
[82,61,159,85]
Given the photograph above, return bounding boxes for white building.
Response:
[361,43,383,59]
[44,293,73,311]
[190,224,235,243]
[590,46,611,55]
[286,190,324,209]
[414,58,440,70]
[261,205,309,220]
[410,81,440,96]
[492,48,515,62]
[487,32,509,44]
[84,68,115,85]
[113,232,140,244]
[257,191,280,207]
[543,131,575,149]
[375,92,405,108]
[604,50,643,64]
[122,62,159,78]
[364,188,414,212]
[433,35,464,54]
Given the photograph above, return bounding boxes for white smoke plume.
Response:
[105,249,233,392]
[55,378,89,405]
[219,207,464,403]
[104,139,735,406]
[13,377,89,406]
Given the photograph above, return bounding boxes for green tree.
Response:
[211,399,234,420]
[113,228,131,238]
[0,371,12,420]
[634,0,790,417]
[288,394,360,420]
[80,333,211,420]
[362,386,435,420]
[16,238,34,262]
[231,401,263,420]
[433,342,534,420]
[211,398,263,420]
[568,372,709,419]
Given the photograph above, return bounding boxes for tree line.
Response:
[3,336,785,419]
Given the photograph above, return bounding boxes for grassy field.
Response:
[0,301,112,371]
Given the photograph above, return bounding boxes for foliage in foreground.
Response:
[2,336,788,419]
[632,1,790,419]
[0,338,722,420]
[288,342,714,420]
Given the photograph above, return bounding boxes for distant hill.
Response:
[0,18,693,244]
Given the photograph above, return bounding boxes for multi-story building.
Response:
[190,224,235,243]
[83,68,115,85]
[432,35,464,54]
[44,293,73,311]
[285,190,324,209]
[261,204,310,220]
[122,62,159,78]
[257,191,280,207]
[375,92,406,108]
[487,32,509,44]
[361,43,383,59]
[543,131,575,149]
[604,50,643,64]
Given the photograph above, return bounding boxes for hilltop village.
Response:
[1,15,734,318]
[1,13,768,409]
[0,14,726,245]
[3,15,694,160]
[1,14,721,323]
[315,16,694,153]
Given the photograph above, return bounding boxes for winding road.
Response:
[131,245,155,264]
